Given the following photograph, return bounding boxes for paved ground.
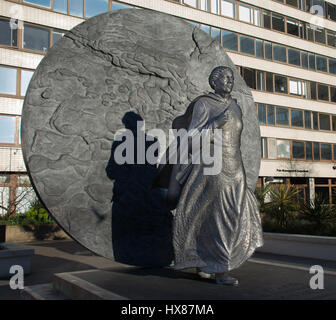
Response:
[1,240,336,300]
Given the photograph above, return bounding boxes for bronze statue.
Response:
[152,66,264,285]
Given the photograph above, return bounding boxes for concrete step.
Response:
[21,283,68,300]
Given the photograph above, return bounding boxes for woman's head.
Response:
[209,66,234,94]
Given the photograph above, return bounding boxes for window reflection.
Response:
[0,18,17,47]
[23,24,50,52]
[23,0,51,8]
[69,0,83,17]
[21,70,34,96]
[0,116,16,143]
[86,0,108,18]
[0,67,17,95]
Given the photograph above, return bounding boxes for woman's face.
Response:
[214,70,234,94]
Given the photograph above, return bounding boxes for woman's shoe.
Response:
[215,273,239,286]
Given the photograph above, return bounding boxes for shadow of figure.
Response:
[106,112,174,267]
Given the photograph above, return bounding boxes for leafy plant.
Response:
[22,200,54,225]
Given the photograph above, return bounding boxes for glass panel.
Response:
[289,79,303,96]
[183,0,198,8]
[315,187,329,202]
[274,75,288,94]
[332,116,336,131]
[254,9,262,26]
[258,104,266,124]
[222,30,238,51]
[315,178,329,185]
[241,67,256,89]
[329,59,336,75]
[310,81,317,99]
[267,105,275,125]
[265,42,272,60]
[240,35,255,55]
[53,0,68,13]
[306,141,312,160]
[313,112,319,130]
[316,56,328,72]
[318,84,329,101]
[315,27,326,44]
[276,107,289,126]
[52,29,64,46]
[272,14,285,32]
[288,49,300,66]
[23,24,50,52]
[319,113,331,130]
[69,0,83,17]
[211,0,220,14]
[309,54,315,70]
[301,52,308,69]
[239,4,253,23]
[273,44,287,63]
[0,186,10,216]
[331,87,336,103]
[0,116,16,143]
[287,18,299,37]
[334,145,336,160]
[277,140,290,158]
[266,72,273,92]
[257,71,265,91]
[304,110,311,129]
[263,11,271,29]
[0,18,17,46]
[23,0,51,8]
[261,137,267,158]
[307,25,315,41]
[327,30,336,47]
[321,144,332,160]
[255,40,263,58]
[200,0,210,11]
[201,25,210,34]
[21,70,34,96]
[0,174,10,183]
[85,0,108,18]
[292,141,305,159]
[112,2,132,10]
[299,22,307,39]
[221,0,236,18]
[313,142,320,160]
[291,109,303,127]
[0,67,17,95]
[287,0,298,7]
[327,2,336,21]
[211,27,221,42]
[17,174,31,184]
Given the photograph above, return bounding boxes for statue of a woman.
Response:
[152,66,263,285]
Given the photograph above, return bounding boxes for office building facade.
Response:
[0,0,336,213]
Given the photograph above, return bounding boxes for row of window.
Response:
[181,0,336,48]
[273,0,336,23]
[0,17,65,53]
[0,66,34,97]
[261,137,336,161]
[19,0,133,18]
[0,115,21,145]
[239,66,336,103]
[257,103,336,132]
[202,27,336,76]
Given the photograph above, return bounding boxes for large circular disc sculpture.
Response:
[21,9,261,266]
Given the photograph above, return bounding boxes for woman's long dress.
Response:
[173,93,264,274]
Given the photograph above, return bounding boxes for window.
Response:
[69,0,83,17]
[272,14,285,32]
[291,109,303,127]
[316,56,327,72]
[287,0,299,7]
[53,0,67,13]
[293,141,305,159]
[321,144,332,160]
[309,54,315,70]
[263,11,271,29]
[239,4,253,23]
[211,0,220,14]
[310,81,317,99]
[23,24,50,52]
[288,49,300,66]
[276,107,289,126]
[221,0,236,18]
[277,140,290,158]
[0,18,17,47]
[306,141,312,160]
[0,66,17,95]
[313,112,319,130]
[52,29,64,46]
[255,40,263,58]
[85,0,108,18]
[261,137,267,158]
[211,27,221,42]
[201,25,210,35]
[274,75,288,94]
[301,52,308,69]
[254,9,262,26]
[265,42,272,60]
[266,72,273,92]
[287,19,299,37]
[273,44,286,63]
[240,35,255,55]
[329,59,336,75]
[319,113,331,131]
[327,30,336,47]
[0,116,16,143]
[315,27,325,44]
[289,79,307,97]
[21,70,34,96]
[200,0,210,11]
[267,105,275,125]
[241,67,256,89]
[313,142,320,160]
[307,25,315,41]
[318,84,329,101]
[327,2,336,21]
[112,2,132,10]
[333,115,336,131]
[183,0,198,8]
[331,87,336,103]
[257,71,265,91]
[24,0,51,8]
[299,22,307,39]
[258,104,266,124]
[304,110,311,129]
[222,30,238,51]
